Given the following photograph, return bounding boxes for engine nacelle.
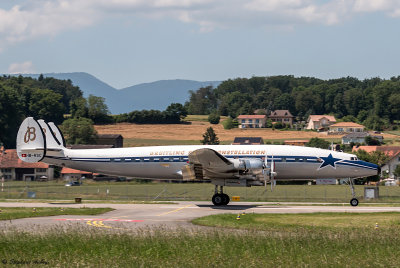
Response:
[229,158,264,171]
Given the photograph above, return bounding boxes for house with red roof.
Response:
[329,122,365,133]
[268,110,294,127]
[237,115,267,128]
[352,146,400,179]
[0,149,54,181]
[306,115,336,130]
[61,167,93,181]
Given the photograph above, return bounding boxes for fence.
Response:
[1,181,400,202]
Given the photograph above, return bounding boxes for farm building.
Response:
[95,134,123,148]
[342,132,383,145]
[0,149,54,181]
[381,152,400,179]
[61,167,93,181]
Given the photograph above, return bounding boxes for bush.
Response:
[222,117,234,129]
[273,122,286,129]
[208,113,220,124]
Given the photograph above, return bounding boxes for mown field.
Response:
[1,181,400,203]
[1,213,400,267]
[94,118,400,147]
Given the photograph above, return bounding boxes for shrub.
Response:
[208,113,220,124]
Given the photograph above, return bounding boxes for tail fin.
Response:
[16,117,46,163]
[37,119,65,150]
[48,122,66,147]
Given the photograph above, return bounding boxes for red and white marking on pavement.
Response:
[55,218,144,222]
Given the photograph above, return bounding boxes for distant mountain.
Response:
[11,72,221,114]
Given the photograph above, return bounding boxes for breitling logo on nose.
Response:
[318,153,342,169]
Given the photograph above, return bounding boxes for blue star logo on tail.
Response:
[318,153,342,169]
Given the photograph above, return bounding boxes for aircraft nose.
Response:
[358,160,379,177]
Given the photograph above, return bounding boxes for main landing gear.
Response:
[212,185,230,206]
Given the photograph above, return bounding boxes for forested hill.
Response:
[15,72,221,114]
[186,75,400,129]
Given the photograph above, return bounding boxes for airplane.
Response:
[16,117,379,206]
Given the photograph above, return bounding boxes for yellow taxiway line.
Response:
[157,204,192,216]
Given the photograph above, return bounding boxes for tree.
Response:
[87,95,112,124]
[28,89,65,124]
[305,137,330,149]
[60,118,97,144]
[0,86,24,148]
[186,86,216,115]
[70,97,88,118]
[363,115,389,131]
[208,113,220,124]
[394,164,400,178]
[222,117,234,129]
[365,136,381,146]
[165,103,187,123]
[201,127,219,145]
[354,149,389,167]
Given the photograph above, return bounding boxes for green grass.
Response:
[0,207,113,220]
[182,115,229,122]
[1,224,400,267]
[386,130,400,136]
[192,212,400,230]
[2,181,400,203]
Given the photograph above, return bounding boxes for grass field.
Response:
[0,207,113,221]
[192,212,400,230]
[1,181,400,203]
[2,215,400,267]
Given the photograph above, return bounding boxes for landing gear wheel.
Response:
[350,198,359,207]
[212,194,224,206]
[222,194,230,205]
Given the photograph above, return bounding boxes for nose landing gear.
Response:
[212,185,230,206]
[348,178,359,206]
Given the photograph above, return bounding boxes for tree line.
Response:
[185,75,400,130]
[0,75,82,148]
[0,75,188,147]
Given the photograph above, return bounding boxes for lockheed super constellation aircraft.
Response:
[16,117,379,206]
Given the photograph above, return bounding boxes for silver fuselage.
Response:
[43,145,378,180]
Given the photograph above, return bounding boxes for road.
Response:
[1,201,400,232]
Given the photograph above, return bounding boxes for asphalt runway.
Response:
[2,201,400,232]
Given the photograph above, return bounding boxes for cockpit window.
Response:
[350,157,358,161]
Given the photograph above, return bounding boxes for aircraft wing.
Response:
[181,148,238,180]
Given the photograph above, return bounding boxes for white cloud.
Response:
[1,0,400,52]
[352,0,400,17]
[8,61,35,74]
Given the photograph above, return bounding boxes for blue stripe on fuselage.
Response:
[45,155,378,171]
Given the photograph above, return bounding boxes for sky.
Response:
[1,0,400,89]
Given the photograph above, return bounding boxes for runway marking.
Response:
[157,204,192,216]
[87,220,113,229]
[54,218,144,222]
